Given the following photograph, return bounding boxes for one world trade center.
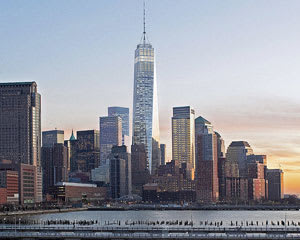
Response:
[132,5,160,174]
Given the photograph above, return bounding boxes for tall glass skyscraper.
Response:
[132,11,160,174]
[108,107,130,146]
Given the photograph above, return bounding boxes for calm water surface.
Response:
[18,210,300,227]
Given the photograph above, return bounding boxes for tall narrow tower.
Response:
[132,3,160,174]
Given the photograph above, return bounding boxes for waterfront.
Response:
[1,210,299,228]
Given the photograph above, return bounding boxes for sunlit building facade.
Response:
[108,107,130,146]
[172,106,195,180]
[195,116,219,203]
[132,39,160,174]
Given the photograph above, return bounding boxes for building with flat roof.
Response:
[267,169,284,201]
[0,82,42,204]
[195,116,219,203]
[172,106,195,180]
[99,116,122,166]
[50,182,107,203]
[108,107,130,146]
[42,130,64,148]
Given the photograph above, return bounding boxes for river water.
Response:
[14,210,300,228]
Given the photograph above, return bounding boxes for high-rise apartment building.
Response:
[172,106,195,180]
[108,107,130,146]
[195,116,219,203]
[42,130,64,148]
[132,17,161,175]
[99,116,122,166]
[0,82,42,204]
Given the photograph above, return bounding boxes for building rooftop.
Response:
[195,116,211,124]
[69,130,76,141]
[0,81,36,86]
[229,141,251,147]
[55,182,97,188]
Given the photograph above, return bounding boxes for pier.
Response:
[1,225,300,239]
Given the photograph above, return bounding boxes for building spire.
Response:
[143,0,146,43]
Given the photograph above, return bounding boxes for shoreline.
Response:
[87,205,300,211]
[0,207,88,217]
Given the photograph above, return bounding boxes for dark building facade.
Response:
[42,143,68,195]
[131,144,150,195]
[266,169,284,201]
[110,156,126,199]
[0,82,42,204]
[109,146,132,196]
[42,130,64,148]
[160,144,166,165]
[70,130,100,174]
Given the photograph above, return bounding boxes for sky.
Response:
[0,0,300,194]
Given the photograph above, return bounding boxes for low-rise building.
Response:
[49,182,107,203]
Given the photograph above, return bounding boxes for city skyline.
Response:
[0,0,299,194]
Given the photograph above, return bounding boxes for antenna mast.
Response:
[143,0,146,43]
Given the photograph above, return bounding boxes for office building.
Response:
[215,132,225,158]
[195,116,219,203]
[91,163,110,185]
[160,144,166,165]
[110,155,126,199]
[225,141,253,178]
[131,144,149,195]
[172,106,195,180]
[71,130,100,173]
[266,169,284,201]
[42,143,68,195]
[99,116,122,166]
[42,130,64,147]
[108,145,132,196]
[132,14,161,175]
[0,82,42,204]
[247,155,267,165]
[225,177,249,203]
[108,107,130,146]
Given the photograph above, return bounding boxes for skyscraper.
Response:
[73,130,100,173]
[108,145,132,196]
[266,169,284,201]
[108,107,130,146]
[195,116,219,203]
[172,106,195,180]
[42,130,64,148]
[42,143,68,195]
[225,141,253,178]
[132,6,160,174]
[0,82,42,203]
[99,116,122,166]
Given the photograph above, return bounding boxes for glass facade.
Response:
[108,107,130,146]
[132,42,160,174]
[172,106,195,180]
